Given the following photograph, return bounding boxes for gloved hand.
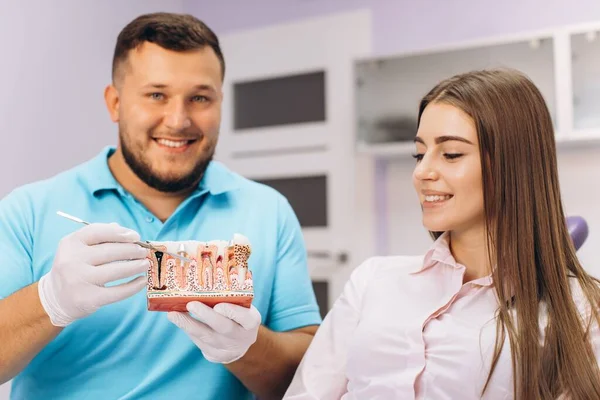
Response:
[38,222,150,327]
[168,301,261,364]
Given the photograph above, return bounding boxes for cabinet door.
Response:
[571,29,600,134]
[217,10,371,157]
[224,152,351,314]
[356,37,556,147]
[216,10,371,314]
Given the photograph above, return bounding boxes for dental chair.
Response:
[567,216,589,251]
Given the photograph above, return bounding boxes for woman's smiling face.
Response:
[412,102,484,236]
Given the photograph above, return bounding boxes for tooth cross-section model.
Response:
[146,233,253,312]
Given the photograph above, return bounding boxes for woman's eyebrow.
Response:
[414,135,474,145]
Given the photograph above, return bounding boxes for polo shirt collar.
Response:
[83,146,239,196]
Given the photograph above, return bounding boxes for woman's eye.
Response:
[412,153,424,162]
[149,93,164,100]
[444,153,463,160]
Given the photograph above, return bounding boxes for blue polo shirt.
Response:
[0,146,322,400]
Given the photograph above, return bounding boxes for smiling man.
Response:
[0,13,321,400]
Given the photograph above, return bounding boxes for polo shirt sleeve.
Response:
[265,196,322,332]
[0,187,35,299]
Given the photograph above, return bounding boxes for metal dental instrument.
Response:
[56,211,193,263]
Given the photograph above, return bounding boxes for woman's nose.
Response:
[414,155,439,181]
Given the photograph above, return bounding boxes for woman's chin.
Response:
[422,221,450,233]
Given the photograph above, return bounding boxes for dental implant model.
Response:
[146,234,253,312]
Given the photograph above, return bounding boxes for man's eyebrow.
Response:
[141,83,217,92]
[192,84,217,92]
[142,83,168,89]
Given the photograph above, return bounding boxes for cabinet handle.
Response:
[307,250,348,264]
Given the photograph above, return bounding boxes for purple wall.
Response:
[185,0,600,55]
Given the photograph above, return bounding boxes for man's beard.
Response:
[120,132,213,193]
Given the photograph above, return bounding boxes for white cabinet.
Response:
[355,22,600,158]
[571,26,600,135]
[216,10,372,312]
[214,12,600,310]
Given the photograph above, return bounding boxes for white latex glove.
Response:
[38,222,150,327]
[168,301,261,364]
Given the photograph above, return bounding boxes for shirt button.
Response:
[146,216,154,223]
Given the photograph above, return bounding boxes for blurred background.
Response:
[2,0,600,396]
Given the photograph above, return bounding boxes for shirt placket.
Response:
[415,266,468,399]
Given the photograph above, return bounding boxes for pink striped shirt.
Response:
[284,233,600,399]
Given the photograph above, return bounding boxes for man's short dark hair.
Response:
[112,12,225,83]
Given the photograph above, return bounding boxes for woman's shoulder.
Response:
[352,255,427,279]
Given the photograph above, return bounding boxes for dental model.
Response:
[146,233,253,312]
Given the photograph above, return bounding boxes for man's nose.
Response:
[164,101,191,131]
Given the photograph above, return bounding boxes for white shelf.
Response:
[354,20,600,160]
[356,131,600,160]
[556,130,600,149]
[356,141,414,158]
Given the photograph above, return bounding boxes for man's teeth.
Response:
[156,139,190,148]
[425,195,452,202]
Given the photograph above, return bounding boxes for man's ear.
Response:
[104,84,120,122]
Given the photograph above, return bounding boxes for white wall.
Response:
[0,0,185,198]
[183,0,600,57]
[556,148,600,276]
[0,1,186,397]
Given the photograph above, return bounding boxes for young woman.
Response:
[284,69,600,400]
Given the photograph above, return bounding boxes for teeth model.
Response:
[145,233,253,312]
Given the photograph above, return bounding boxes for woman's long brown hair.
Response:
[418,69,600,399]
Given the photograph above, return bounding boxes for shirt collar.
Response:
[84,146,121,195]
[198,159,241,195]
[412,231,494,287]
[418,231,456,272]
[83,146,240,196]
